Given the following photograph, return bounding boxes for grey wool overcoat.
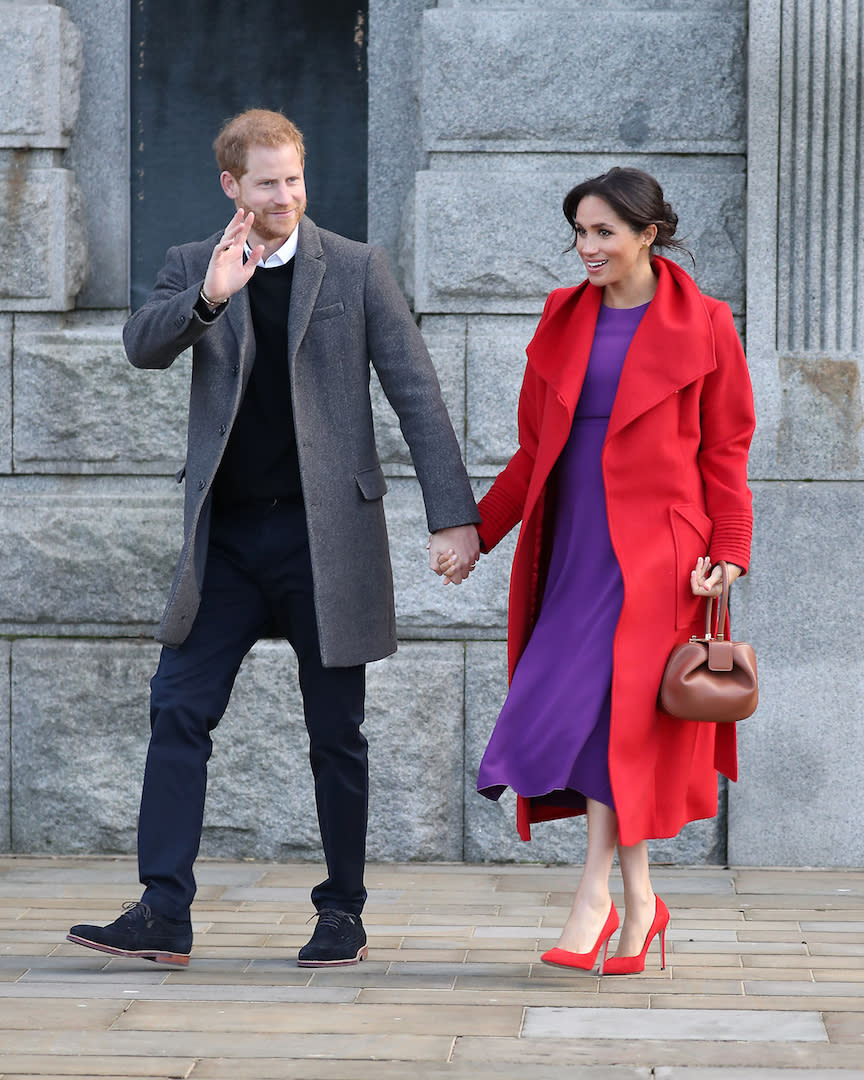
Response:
[123,217,479,667]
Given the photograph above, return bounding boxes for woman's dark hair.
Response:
[562,167,692,261]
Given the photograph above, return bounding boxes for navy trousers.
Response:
[137,500,368,920]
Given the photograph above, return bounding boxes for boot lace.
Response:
[119,900,153,924]
[308,908,353,932]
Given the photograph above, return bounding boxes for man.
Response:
[67,109,479,968]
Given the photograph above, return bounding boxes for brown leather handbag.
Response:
[659,561,758,723]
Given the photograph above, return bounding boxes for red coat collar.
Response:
[526,257,718,437]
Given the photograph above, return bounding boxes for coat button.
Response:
[232,363,240,375]
[197,479,205,491]
[219,424,227,435]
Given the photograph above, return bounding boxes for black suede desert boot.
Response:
[67,901,192,966]
[297,908,367,967]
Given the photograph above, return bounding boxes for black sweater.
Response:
[213,259,303,508]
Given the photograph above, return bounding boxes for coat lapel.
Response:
[526,280,599,416]
[287,217,326,367]
[606,257,717,439]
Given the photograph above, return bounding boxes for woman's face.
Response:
[573,195,656,289]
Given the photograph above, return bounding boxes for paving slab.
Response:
[189,1063,652,1079]
[521,1006,827,1041]
[452,1035,864,1068]
[655,1071,864,1079]
[113,1000,523,1036]
[0,1059,195,1078]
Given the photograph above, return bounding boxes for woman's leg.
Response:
[613,838,657,957]
[553,798,618,952]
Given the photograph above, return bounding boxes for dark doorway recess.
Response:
[130,1,368,309]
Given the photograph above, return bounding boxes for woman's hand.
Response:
[428,525,480,585]
[690,556,743,597]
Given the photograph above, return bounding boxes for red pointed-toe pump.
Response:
[541,901,620,972]
[602,895,669,975]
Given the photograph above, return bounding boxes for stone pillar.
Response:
[0,1,88,310]
[730,0,864,865]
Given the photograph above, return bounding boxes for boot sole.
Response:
[297,944,368,968]
[66,933,190,967]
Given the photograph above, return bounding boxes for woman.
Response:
[446,168,754,975]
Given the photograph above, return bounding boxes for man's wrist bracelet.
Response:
[199,287,226,309]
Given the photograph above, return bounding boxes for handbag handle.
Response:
[702,560,730,641]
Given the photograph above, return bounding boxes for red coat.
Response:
[477,257,755,846]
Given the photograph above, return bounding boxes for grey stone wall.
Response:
[1,0,859,869]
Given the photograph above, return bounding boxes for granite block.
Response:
[0,477,181,635]
[728,481,864,867]
[13,325,189,473]
[465,315,541,471]
[749,350,864,481]
[414,156,746,314]
[10,638,157,854]
[0,3,82,148]
[64,0,130,309]
[422,8,745,153]
[0,641,10,852]
[0,314,10,472]
[366,642,466,861]
[367,0,430,285]
[371,315,467,467]
[0,161,88,311]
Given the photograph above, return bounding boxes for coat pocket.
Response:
[309,301,345,323]
[670,503,713,629]
[354,464,388,501]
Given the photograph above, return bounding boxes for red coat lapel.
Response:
[607,257,717,439]
[526,279,598,415]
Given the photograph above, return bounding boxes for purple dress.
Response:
[477,302,649,813]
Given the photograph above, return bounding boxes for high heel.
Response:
[602,895,669,975]
[541,902,619,972]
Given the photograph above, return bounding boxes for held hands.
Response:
[201,209,265,304]
[428,525,480,585]
[690,555,743,598]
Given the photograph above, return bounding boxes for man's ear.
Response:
[220,171,239,199]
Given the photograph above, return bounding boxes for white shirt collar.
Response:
[244,228,299,268]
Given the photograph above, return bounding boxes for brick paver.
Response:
[0,856,863,1078]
